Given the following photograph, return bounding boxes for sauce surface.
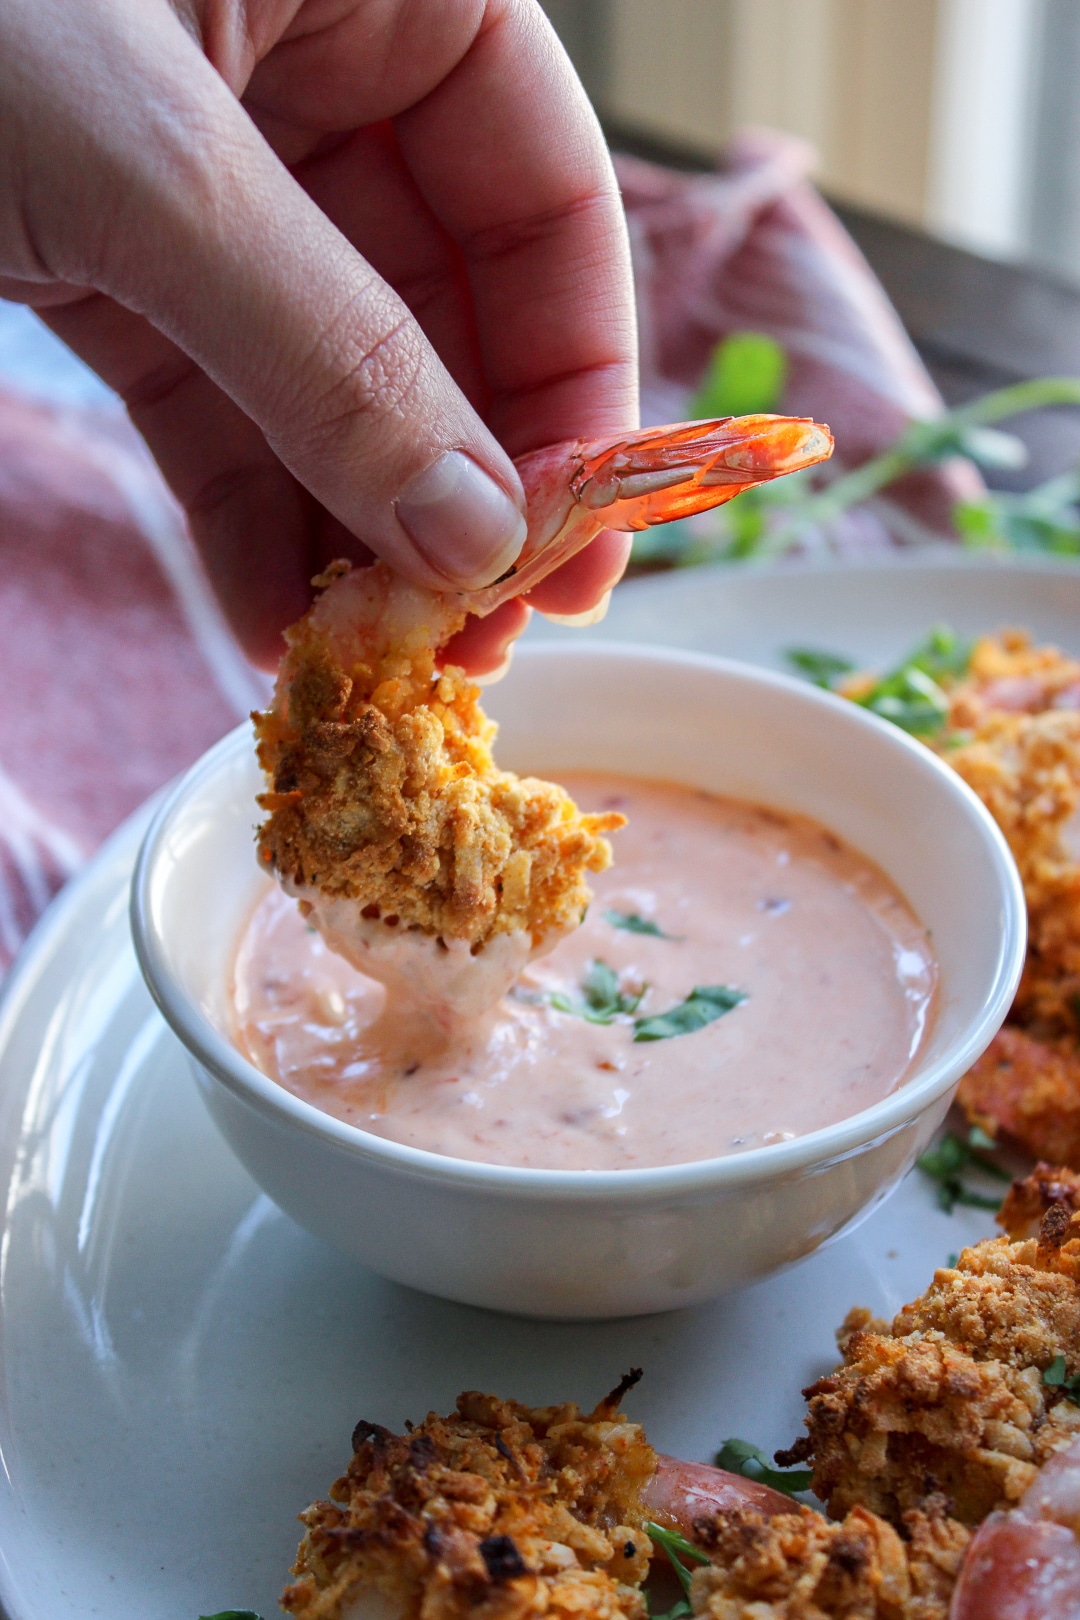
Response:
[231,775,936,1170]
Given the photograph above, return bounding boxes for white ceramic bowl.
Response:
[131,644,1025,1319]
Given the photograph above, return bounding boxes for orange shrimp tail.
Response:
[575,415,834,530]
[465,414,832,615]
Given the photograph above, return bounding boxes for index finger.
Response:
[391,0,639,455]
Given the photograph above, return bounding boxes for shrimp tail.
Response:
[467,414,833,614]
[643,1451,795,1530]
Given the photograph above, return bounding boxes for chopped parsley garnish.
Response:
[633,985,747,1042]
[645,1521,710,1603]
[715,1438,813,1497]
[785,625,972,738]
[545,959,646,1024]
[895,625,974,685]
[917,1126,1010,1214]
[785,648,857,688]
[648,1601,692,1620]
[539,969,747,1040]
[1044,1355,1080,1404]
[604,909,680,939]
[858,664,950,736]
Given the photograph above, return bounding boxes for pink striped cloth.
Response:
[0,388,265,972]
[0,130,973,975]
[617,130,981,549]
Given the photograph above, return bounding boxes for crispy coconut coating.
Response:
[688,1497,968,1620]
[928,633,1080,1161]
[281,1376,657,1620]
[776,1166,1080,1527]
[840,630,1080,1162]
[254,563,623,948]
[960,1025,1080,1169]
[937,631,1080,1041]
[997,1158,1080,1234]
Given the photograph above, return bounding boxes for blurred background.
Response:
[537,0,1080,497]
[543,0,1075,275]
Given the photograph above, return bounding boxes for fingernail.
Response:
[396,451,527,588]
[540,590,612,628]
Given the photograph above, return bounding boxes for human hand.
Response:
[0,0,637,670]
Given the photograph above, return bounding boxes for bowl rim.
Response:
[130,641,1027,1201]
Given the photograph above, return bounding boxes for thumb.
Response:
[33,5,528,592]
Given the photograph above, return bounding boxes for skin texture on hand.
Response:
[0,0,637,671]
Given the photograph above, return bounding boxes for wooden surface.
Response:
[608,119,1080,494]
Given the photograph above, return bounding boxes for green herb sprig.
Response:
[604,908,680,940]
[785,625,972,738]
[958,467,1080,555]
[633,986,746,1042]
[645,1520,710,1619]
[785,648,857,688]
[545,960,646,1024]
[632,361,1080,569]
[858,665,949,736]
[917,1127,1010,1214]
[715,1438,813,1498]
[689,332,787,421]
[541,966,747,1041]
[1044,1355,1080,1404]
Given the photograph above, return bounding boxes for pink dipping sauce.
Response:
[231,774,937,1171]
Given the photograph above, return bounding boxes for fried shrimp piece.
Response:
[939,632,1080,1040]
[947,629,1080,721]
[997,1159,1080,1235]
[950,1433,1080,1620]
[279,1370,811,1620]
[960,1026,1080,1169]
[280,1377,659,1620]
[777,1168,1080,1528]
[255,417,833,1020]
[254,558,623,1013]
[687,1496,969,1620]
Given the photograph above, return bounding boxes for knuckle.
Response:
[283,291,432,463]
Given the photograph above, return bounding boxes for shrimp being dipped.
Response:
[254,417,832,1028]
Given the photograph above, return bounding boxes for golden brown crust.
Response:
[938,632,1080,1041]
[778,1177,1080,1527]
[254,563,622,947]
[281,1382,657,1620]
[960,1028,1080,1168]
[689,1498,968,1620]
[842,630,1080,1163]
[998,1159,1080,1238]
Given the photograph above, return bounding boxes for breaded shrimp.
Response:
[776,1166,1080,1528]
[960,1026,1080,1171]
[279,1371,791,1620]
[950,1432,1080,1620]
[688,1496,968,1620]
[835,628,1080,1162]
[279,1375,960,1620]
[914,631,1080,1162]
[254,417,832,1021]
[940,634,1080,1041]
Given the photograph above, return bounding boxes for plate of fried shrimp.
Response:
[0,554,1079,1619]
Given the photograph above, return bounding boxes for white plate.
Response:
[0,558,1062,1620]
